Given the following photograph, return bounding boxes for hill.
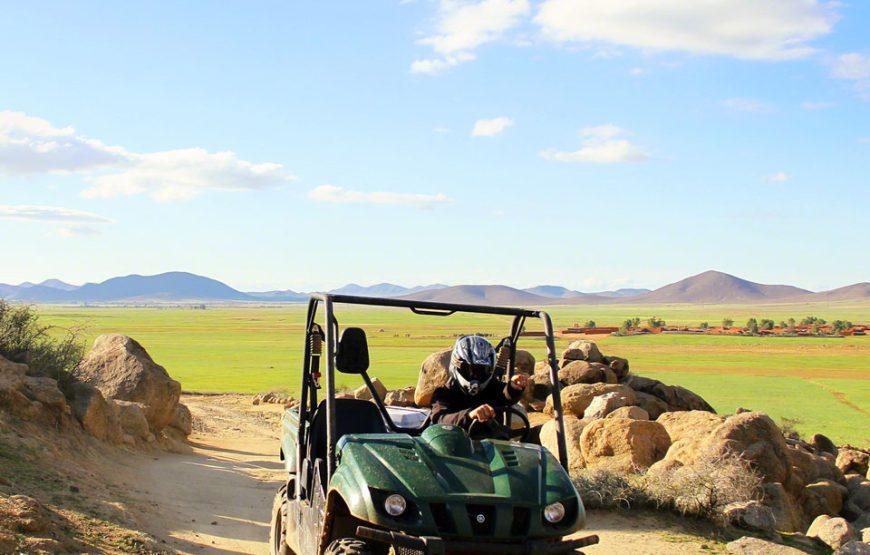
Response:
[589,288,651,298]
[328,283,448,297]
[400,284,555,305]
[245,289,308,302]
[799,282,870,302]
[626,270,812,304]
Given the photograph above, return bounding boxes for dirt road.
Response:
[124,395,724,554]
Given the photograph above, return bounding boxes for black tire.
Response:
[324,538,372,555]
[269,485,291,555]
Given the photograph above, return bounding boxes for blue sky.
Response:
[1,1,868,292]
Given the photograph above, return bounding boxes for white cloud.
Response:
[0,111,127,174]
[540,124,649,164]
[830,52,870,99]
[723,97,770,113]
[471,116,514,137]
[535,0,837,61]
[82,148,292,202]
[412,0,530,73]
[0,111,294,201]
[58,225,101,238]
[410,53,476,74]
[765,171,791,183]
[308,185,452,209]
[0,204,112,224]
[801,101,835,110]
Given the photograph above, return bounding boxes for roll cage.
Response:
[296,294,570,486]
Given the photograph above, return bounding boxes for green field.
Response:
[37,300,870,446]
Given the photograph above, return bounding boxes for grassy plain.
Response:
[37,300,869,446]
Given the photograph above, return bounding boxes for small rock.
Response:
[807,515,858,550]
[69,485,79,493]
[834,541,870,555]
[726,536,805,554]
[723,501,777,533]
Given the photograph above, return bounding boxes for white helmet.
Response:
[449,335,496,396]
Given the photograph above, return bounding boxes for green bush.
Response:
[0,300,84,386]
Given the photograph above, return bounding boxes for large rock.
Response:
[723,500,777,533]
[726,536,805,554]
[634,391,670,420]
[801,479,848,521]
[787,445,845,494]
[561,340,603,364]
[761,482,804,533]
[414,349,451,407]
[584,391,632,420]
[0,355,33,417]
[112,400,154,442]
[353,377,387,401]
[838,449,870,477]
[835,541,870,555]
[702,412,790,484]
[22,376,67,412]
[807,515,858,550]
[67,381,115,441]
[544,383,636,418]
[558,361,617,386]
[623,375,715,412]
[603,356,630,381]
[540,415,587,472]
[579,418,671,473]
[73,335,181,431]
[513,350,535,374]
[169,403,192,436]
[656,410,725,467]
[384,386,416,407]
[606,406,649,420]
[844,474,870,514]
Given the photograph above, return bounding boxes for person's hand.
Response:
[510,373,529,390]
[469,404,496,422]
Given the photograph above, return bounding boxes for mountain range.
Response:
[0,270,867,305]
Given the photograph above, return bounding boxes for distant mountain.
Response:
[37,279,79,291]
[400,284,555,305]
[246,289,308,302]
[4,272,253,303]
[523,285,584,298]
[329,283,448,298]
[627,271,812,304]
[799,282,870,302]
[589,288,651,298]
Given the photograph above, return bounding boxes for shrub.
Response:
[745,318,759,335]
[647,316,665,329]
[0,300,84,386]
[801,315,825,326]
[572,469,641,510]
[722,318,734,329]
[584,320,596,329]
[759,319,775,331]
[639,453,763,521]
[699,322,709,330]
[831,320,853,333]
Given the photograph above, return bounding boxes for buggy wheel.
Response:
[269,485,293,555]
[325,537,373,555]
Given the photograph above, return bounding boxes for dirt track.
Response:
[124,395,725,554]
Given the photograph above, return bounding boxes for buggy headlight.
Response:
[543,501,565,523]
[384,494,407,517]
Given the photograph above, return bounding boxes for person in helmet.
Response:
[429,335,529,433]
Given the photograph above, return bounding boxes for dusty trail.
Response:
[123,395,723,554]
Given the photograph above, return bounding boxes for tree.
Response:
[584,320,596,329]
[787,318,796,333]
[631,317,641,329]
[699,322,709,330]
[831,320,853,333]
[722,318,734,329]
[647,316,665,329]
[778,321,787,329]
[759,319,775,331]
[801,315,826,326]
[746,318,759,335]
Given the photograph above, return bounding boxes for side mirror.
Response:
[336,327,369,374]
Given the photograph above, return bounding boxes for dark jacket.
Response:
[430,377,523,429]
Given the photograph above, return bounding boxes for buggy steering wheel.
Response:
[467,405,531,442]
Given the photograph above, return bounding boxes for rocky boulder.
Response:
[726,537,805,554]
[584,391,633,420]
[353,377,387,401]
[22,376,67,412]
[168,402,192,437]
[723,500,777,534]
[384,386,416,407]
[624,374,715,412]
[801,479,848,521]
[807,515,858,550]
[761,482,805,533]
[414,349,451,407]
[540,415,587,472]
[835,541,870,554]
[544,383,636,418]
[67,381,121,442]
[561,340,603,364]
[656,410,725,467]
[837,449,869,477]
[558,361,617,386]
[702,411,791,484]
[606,406,649,420]
[634,391,670,420]
[579,418,671,473]
[603,356,630,381]
[514,350,535,374]
[73,334,181,431]
[0,355,35,418]
[112,400,154,443]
